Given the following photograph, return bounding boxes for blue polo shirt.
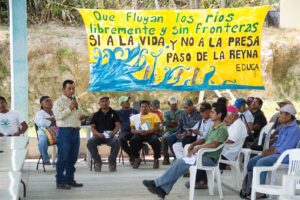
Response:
[117,108,139,132]
[271,120,300,163]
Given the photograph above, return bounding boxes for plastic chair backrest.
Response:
[258,122,274,146]
[287,149,300,175]
[34,123,40,141]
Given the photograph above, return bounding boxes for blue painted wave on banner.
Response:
[88,44,264,92]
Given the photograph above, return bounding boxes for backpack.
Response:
[239,171,253,198]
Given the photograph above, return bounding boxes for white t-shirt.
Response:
[34,109,53,135]
[239,110,254,128]
[0,110,25,136]
[222,118,247,161]
[196,118,214,140]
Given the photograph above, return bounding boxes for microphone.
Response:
[71,95,78,109]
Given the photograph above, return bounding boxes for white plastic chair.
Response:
[279,174,300,200]
[240,122,274,176]
[251,149,300,200]
[189,144,224,200]
[219,138,246,190]
[269,140,300,186]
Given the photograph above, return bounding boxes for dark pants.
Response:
[118,131,133,158]
[167,134,178,157]
[167,134,197,158]
[87,136,120,164]
[56,127,80,185]
[130,134,161,159]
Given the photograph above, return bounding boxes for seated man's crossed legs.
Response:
[130,134,161,169]
[87,136,120,172]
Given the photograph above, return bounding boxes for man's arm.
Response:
[91,124,104,139]
[144,122,160,136]
[13,121,28,136]
[189,141,222,155]
[53,100,73,120]
[110,122,121,138]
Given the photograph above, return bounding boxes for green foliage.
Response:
[0,0,279,25]
[58,63,69,72]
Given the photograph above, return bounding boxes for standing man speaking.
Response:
[53,80,84,189]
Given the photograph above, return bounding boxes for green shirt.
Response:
[163,109,183,132]
[203,123,228,160]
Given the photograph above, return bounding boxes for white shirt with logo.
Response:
[0,110,24,136]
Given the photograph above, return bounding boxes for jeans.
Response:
[87,136,120,163]
[118,131,133,158]
[247,155,278,184]
[154,156,216,194]
[56,127,80,185]
[130,134,161,159]
[162,131,176,158]
[38,134,50,162]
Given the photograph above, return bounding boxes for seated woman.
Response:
[34,96,56,165]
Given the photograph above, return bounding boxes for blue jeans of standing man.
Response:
[247,155,278,184]
[155,156,216,194]
[38,134,50,162]
[56,127,80,185]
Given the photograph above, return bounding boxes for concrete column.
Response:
[9,0,28,123]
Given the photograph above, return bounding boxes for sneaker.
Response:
[183,172,190,177]
[67,181,83,187]
[109,162,117,172]
[148,185,166,199]
[94,161,102,172]
[132,158,142,169]
[56,183,71,190]
[162,157,170,165]
[142,180,155,188]
[153,159,159,169]
[129,157,134,165]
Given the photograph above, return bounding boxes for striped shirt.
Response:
[53,95,81,128]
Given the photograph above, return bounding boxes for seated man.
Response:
[0,96,28,137]
[247,104,300,199]
[117,96,139,165]
[142,103,228,199]
[167,99,201,158]
[34,96,56,165]
[150,99,163,122]
[250,97,267,140]
[173,102,213,159]
[161,95,183,165]
[234,98,254,135]
[220,105,248,169]
[130,100,161,169]
[87,96,121,172]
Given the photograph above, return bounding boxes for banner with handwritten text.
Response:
[79,6,270,92]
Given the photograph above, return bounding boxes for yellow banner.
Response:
[79,6,270,91]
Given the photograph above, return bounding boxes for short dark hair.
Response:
[255,97,263,106]
[217,97,228,106]
[212,102,227,121]
[63,80,75,89]
[140,100,150,106]
[200,102,212,112]
[183,99,193,106]
[0,96,7,103]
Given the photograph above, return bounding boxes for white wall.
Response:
[280,0,300,29]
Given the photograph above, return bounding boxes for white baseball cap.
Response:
[168,95,178,104]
